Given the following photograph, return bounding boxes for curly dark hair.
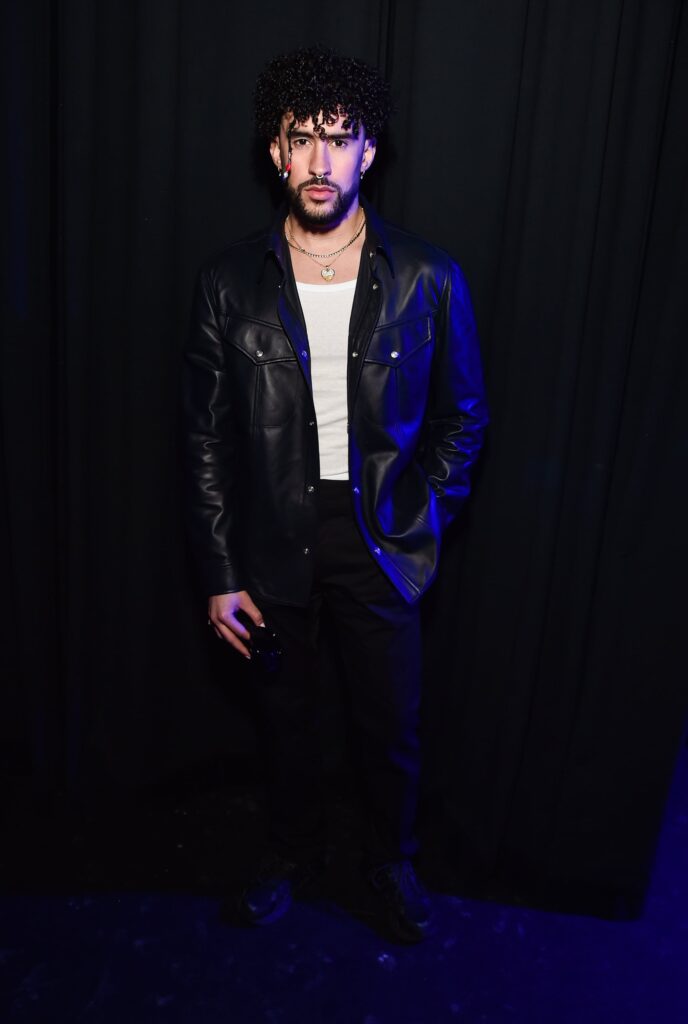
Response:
[254,45,392,141]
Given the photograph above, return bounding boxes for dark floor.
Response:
[1,745,687,1024]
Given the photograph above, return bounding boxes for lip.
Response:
[304,186,335,198]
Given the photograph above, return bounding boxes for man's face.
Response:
[269,112,376,229]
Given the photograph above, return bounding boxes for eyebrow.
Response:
[288,129,357,140]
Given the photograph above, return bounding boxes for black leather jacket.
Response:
[182,200,488,606]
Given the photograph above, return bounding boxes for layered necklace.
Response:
[285,211,366,282]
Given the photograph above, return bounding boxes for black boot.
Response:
[368,859,433,943]
[236,850,328,926]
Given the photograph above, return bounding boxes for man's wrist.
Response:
[200,564,244,598]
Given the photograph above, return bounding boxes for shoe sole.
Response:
[237,890,293,926]
[388,911,435,943]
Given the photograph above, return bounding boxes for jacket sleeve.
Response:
[420,256,488,530]
[181,265,244,597]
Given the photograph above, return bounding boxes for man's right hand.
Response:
[208,590,264,659]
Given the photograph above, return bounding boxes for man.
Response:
[182,46,487,943]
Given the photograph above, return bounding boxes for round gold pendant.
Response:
[321,266,335,281]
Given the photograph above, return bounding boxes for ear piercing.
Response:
[280,166,366,181]
[279,146,293,181]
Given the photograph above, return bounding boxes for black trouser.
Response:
[253,479,422,868]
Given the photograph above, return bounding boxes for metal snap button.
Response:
[390,350,399,359]
[303,547,310,555]
[373,546,381,555]
[352,486,360,495]
[301,350,308,359]
[306,485,315,494]
[352,351,359,358]
[372,283,379,290]
[256,349,264,358]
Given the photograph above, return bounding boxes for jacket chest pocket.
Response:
[364,315,432,368]
[360,316,433,429]
[223,316,301,427]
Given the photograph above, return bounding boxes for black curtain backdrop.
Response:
[2,0,687,914]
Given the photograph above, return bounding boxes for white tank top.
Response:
[296,279,356,480]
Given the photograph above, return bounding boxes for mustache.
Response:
[298,178,339,193]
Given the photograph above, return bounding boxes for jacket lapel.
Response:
[266,212,313,394]
[347,200,392,410]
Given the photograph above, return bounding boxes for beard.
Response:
[286,177,359,230]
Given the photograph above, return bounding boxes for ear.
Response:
[269,137,283,172]
[361,136,377,175]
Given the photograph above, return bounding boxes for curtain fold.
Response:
[1,0,686,912]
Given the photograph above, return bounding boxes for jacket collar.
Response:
[360,196,395,277]
[261,195,395,281]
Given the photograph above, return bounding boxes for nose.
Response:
[309,138,332,179]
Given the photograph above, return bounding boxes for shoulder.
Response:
[384,218,447,259]
[378,216,466,282]
[196,225,272,285]
[375,215,472,309]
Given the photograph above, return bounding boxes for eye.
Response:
[330,139,348,149]
[292,138,310,148]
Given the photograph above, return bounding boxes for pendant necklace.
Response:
[285,213,366,282]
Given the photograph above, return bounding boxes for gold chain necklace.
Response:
[285,213,366,282]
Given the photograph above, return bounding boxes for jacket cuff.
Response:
[199,561,244,599]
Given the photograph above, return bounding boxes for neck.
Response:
[287,198,363,251]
